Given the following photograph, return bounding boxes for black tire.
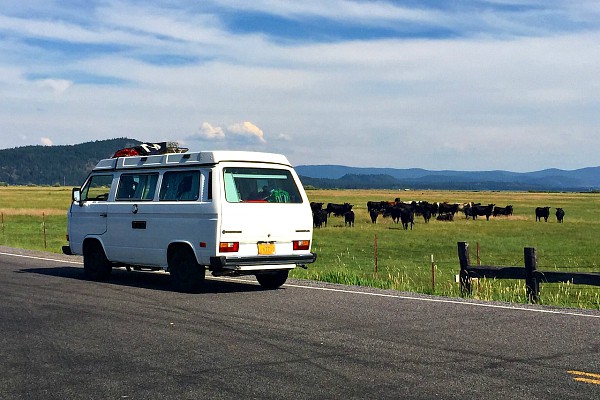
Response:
[256,270,289,289]
[83,240,112,281]
[169,247,205,293]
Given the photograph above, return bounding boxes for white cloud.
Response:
[228,121,266,143]
[198,122,225,140]
[189,121,266,145]
[40,137,53,146]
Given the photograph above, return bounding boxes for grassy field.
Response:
[1,186,599,309]
[294,189,600,309]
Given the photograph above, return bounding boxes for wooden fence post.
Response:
[431,254,435,293]
[524,247,539,303]
[42,212,47,249]
[457,242,471,295]
[373,233,378,276]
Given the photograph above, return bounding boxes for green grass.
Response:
[1,186,599,309]
[292,189,600,309]
[0,214,66,252]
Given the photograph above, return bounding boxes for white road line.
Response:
[217,278,600,320]
[2,250,599,319]
[0,251,83,265]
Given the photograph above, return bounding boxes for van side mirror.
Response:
[72,188,82,205]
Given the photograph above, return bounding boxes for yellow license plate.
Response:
[258,242,275,255]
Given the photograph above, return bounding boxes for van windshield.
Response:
[223,167,302,203]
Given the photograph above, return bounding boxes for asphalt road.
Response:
[1,246,599,399]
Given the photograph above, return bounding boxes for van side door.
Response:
[104,172,159,265]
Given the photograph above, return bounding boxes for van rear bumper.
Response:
[210,253,316,269]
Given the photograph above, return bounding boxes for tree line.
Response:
[0,138,141,186]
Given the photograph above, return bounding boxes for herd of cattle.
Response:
[311,199,566,230]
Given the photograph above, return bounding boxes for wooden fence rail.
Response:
[457,241,600,303]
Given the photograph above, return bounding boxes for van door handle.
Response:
[100,212,107,217]
[132,221,147,230]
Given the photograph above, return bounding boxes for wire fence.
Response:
[300,231,600,309]
[0,212,66,252]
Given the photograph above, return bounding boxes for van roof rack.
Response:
[112,141,188,158]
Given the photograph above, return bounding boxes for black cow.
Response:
[310,202,324,213]
[411,201,433,223]
[369,208,379,224]
[344,210,355,227]
[436,212,454,221]
[388,204,414,230]
[555,207,565,223]
[535,206,550,222]
[399,207,414,230]
[313,209,327,228]
[463,202,480,219]
[366,201,388,214]
[438,202,459,216]
[421,208,432,223]
[326,202,353,217]
[471,204,495,221]
[388,203,409,224]
[493,205,513,217]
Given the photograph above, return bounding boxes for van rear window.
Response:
[223,167,302,203]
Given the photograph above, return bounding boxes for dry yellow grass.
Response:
[0,208,66,216]
[0,186,72,216]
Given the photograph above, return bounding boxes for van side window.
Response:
[159,171,200,201]
[81,174,113,201]
[116,173,158,201]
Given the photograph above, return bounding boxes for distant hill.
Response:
[296,165,600,192]
[0,138,141,186]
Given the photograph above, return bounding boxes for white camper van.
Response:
[64,144,316,292]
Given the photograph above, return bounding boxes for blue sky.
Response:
[1,1,600,171]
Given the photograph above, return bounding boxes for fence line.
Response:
[457,241,600,303]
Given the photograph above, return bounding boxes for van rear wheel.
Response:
[169,248,205,293]
[83,241,112,281]
[256,270,288,289]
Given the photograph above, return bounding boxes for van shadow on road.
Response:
[18,266,267,294]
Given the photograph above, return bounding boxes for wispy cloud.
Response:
[0,1,599,171]
[35,78,72,95]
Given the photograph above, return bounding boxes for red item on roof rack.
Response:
[112,147,140,158]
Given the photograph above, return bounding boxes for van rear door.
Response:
[218,165,313,267]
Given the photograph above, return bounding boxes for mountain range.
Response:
[0,138,597,191]
[295,165,600,192]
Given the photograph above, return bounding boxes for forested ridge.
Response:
[0,138,140,186]
[1,138,599,191]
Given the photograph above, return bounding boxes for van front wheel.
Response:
[83,241,112,281]
[169,248,205,293]
[256,270,288,289]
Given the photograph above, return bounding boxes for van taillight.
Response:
[219,242,239,253]
[293,240,310,251]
